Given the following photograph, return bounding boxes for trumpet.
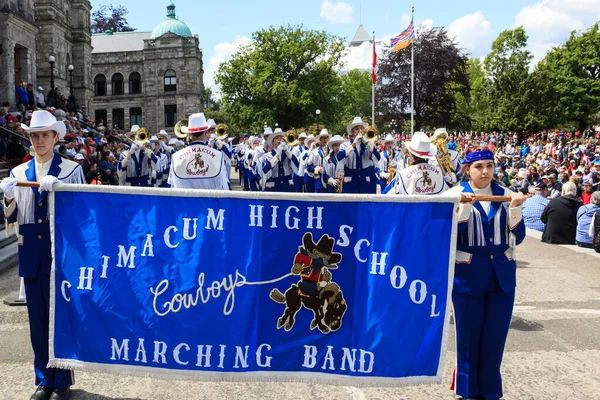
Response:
[174,119,189,139]
[216,123,229,140]
[285,130,298,146]
[364,125,378,142]
[387,149,396,185]
[135,128,150,144]
[431,130,455,177]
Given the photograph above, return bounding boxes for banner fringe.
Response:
[47,359,441,388]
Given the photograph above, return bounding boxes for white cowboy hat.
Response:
[158,129,169,137]
[305,134,316,144]
[149,135,160,143]
[207,119,217,129]
[263,127,273,137]
[328,135,344,148]
[298,132,307,139]
[74,153,84,160]
[346,117,368,136]
[267,129,284,148]
[168,138,177,145]
[407,132,437,159]
[249,136,262,145]
[187,113,209,134]
[316,129,330,140]
[24,110,66,138]
[130,124,140,133]
[384,134,395,143]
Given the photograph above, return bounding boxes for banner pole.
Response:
[372,31,376,127]
[411,5,415,135]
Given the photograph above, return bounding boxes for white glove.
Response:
[310,142,316,150]
[327,177,338,188]
[355,134,363,143]
[215,139,224,150]
[144,148,153,158]
[276,146,283,158]
[367,140,375,151]
[315,166,323,175]
[270,154,279,167]
[210,133,218,141]
[130,143,140,153]
[380,172,390,179]
[0,177,18,200]
[39,176,60,193]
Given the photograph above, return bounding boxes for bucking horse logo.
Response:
[269,233,347,334]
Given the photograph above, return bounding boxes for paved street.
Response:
[1,229,599,399]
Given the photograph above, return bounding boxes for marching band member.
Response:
[251,128,272,191]
[121,131,156,187]
[147,136,165,187]
[376,134,399,193]
[386,132,448,195]
[168,113,229,190]
[307,129,331,193]
[245,136,262,191]
[0,110,84,400]
[302,134,317,193]
[206,119,217,135]
[431,128,460,186]
[451,146,527,400]
[259,128,294,192]
[291,132,307,192]
[321,134,345,193]
[235,135,249,190]
[336,117,380,194]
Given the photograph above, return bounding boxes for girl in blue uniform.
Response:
[452,146,527,400]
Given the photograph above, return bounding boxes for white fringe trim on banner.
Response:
[46,358,442,388]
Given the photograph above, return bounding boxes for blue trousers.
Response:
[304,179,315,193]
[452,272,514,400]
[293,176,304,192]
[24,261,74,389]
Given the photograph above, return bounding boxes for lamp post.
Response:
[316,109,321,132]
[46,55,57,108]
[67,64,77,112]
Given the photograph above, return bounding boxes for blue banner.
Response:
[49,187,457,386]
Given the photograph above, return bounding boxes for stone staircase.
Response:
[0,168,18,273]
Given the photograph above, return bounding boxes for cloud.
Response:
[512,0,600,63]
[399,12,433,32]
[320,0,354,24]
[448,11,495,58]
[204,35,253,94]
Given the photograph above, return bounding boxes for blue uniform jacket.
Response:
[5,155,84,278]
[454,181,526,296]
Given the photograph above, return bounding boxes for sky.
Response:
[90,0,600,93]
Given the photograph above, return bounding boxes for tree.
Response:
[483,27,532,131]
[376,27,469,131]
[453,58,490,131]
[540,23,600,130]
[339,69,371,119]
[91,5,135,33]
[216,25,346,133]
[203,87,221,111]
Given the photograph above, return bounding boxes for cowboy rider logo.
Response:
[270,233,347,334]
[186,153,210,176]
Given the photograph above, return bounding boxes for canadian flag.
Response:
[372,40,377,84]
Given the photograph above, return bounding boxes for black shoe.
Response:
[30,386,53,400]
[49,388,71,400]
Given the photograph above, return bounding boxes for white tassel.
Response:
[468,210,474,247]
[493,205,504,245]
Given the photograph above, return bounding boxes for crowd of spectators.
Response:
[1,101,129,185]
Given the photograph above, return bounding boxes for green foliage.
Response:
[483,27,532,131]
[540,23,600,130]
[216,25,346,133]
[376,27,470,131]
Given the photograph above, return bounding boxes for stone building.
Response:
[0,0,93,109]
[90,1,204,134]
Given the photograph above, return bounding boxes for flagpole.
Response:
[372,31,375,127]
[411,5,415,135]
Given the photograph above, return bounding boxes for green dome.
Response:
[151,2,193,39]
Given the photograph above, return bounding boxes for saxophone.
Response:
[335,157,344,193]
[387,148,396,185]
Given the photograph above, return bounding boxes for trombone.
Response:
[364,126,378,142]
